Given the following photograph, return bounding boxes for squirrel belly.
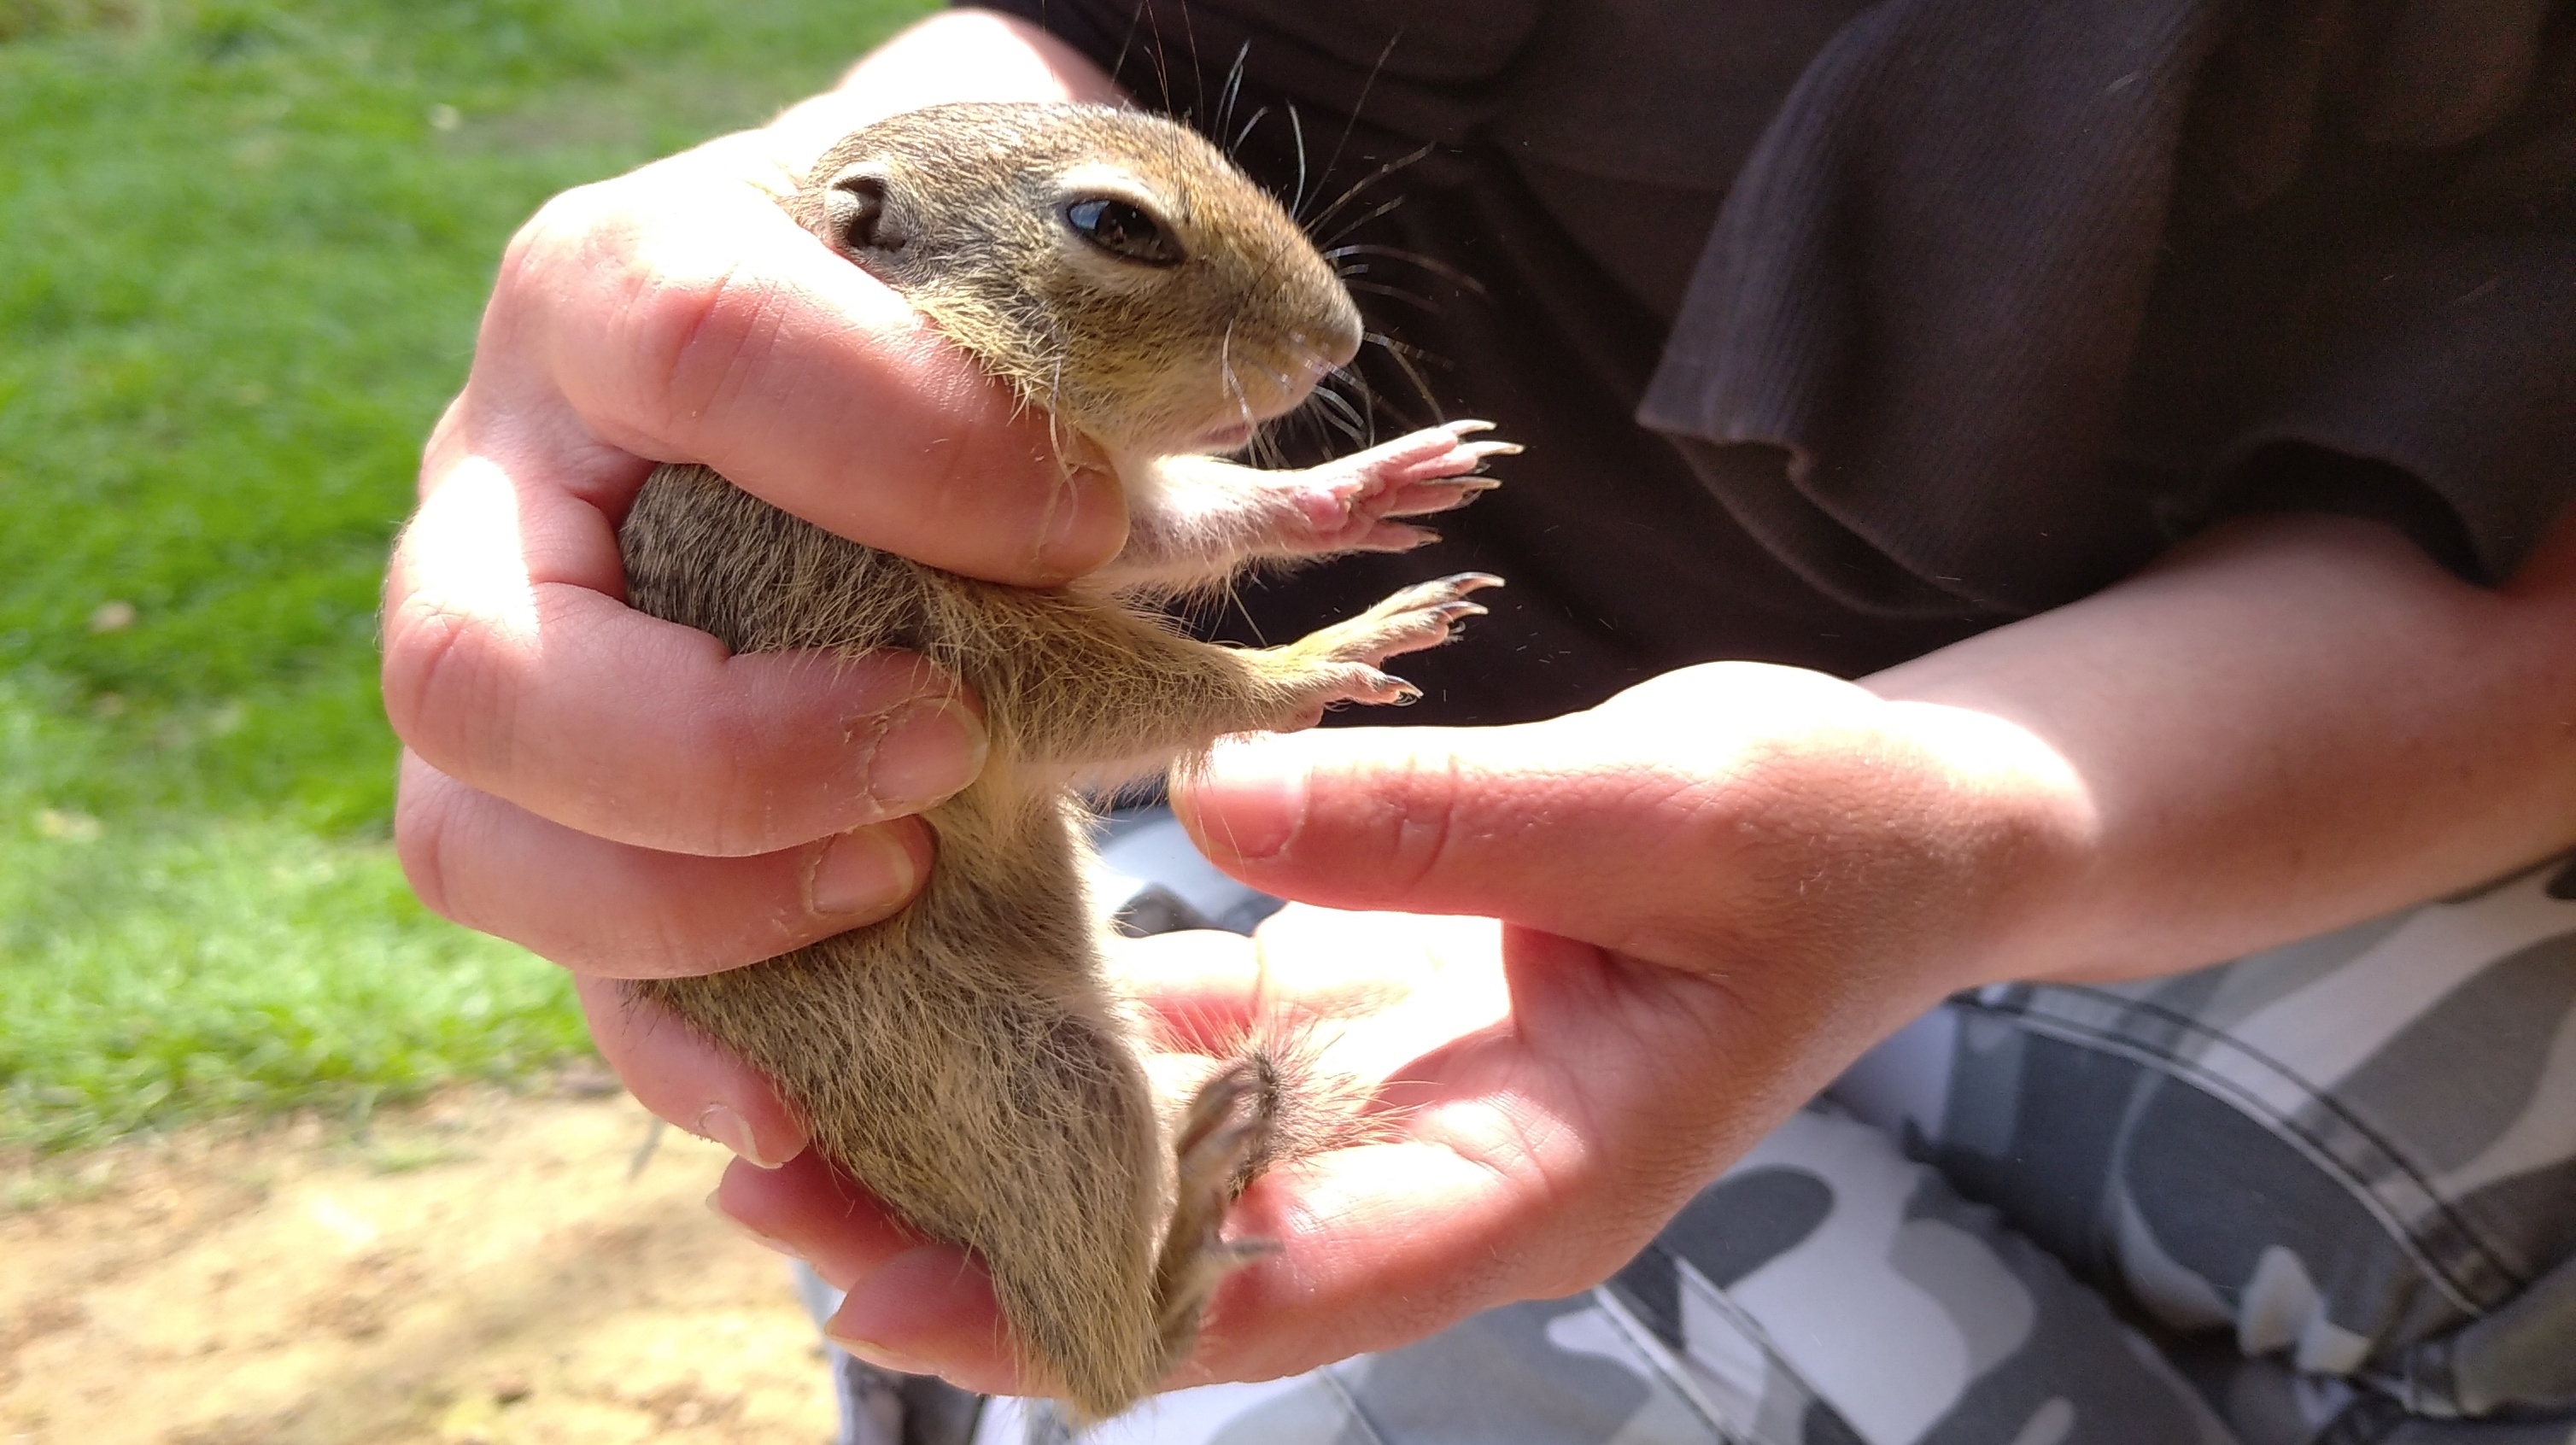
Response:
[623,465,1209,1415]
[633,773,1184,1417]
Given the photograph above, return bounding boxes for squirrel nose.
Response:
[1285,295,1362,396]
[1316,291,1364,370]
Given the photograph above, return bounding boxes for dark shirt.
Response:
[963,0,2576,721]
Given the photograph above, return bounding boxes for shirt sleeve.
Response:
[1639,0,2576,615]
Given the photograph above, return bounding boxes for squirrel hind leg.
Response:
[1143,1059,1279,1385]
[1135,1032,1379,1395]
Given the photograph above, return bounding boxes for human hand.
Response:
[384,13,1132,1165]
[705,661,2095,1389]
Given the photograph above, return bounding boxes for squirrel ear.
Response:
[823,163,908,257]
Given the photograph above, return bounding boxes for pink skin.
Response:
[1104,422,1516,596]
[1280,420,1518,555]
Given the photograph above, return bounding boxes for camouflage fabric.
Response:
[975,1105,2236,1445]
[849,829,2576,1444]
[1868,851,2576,1437]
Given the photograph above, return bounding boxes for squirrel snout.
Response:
[1215,309,1362,438]
[1314,293,1365,372]
[1253,299,1363,421]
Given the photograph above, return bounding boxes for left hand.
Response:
[660,512,2576,1393]
[702,662,2095,1390]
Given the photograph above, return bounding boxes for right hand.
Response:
[382,48,1129,1165]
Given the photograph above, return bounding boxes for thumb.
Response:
[1174,718,1712,937]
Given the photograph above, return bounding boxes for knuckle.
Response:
[495,182,623,315]
[390,753,723,976]
[1550,1228,1648,1296]
[609,218,782,445]
[1375,747,1464,896]
[390,768,460,925]
[378,588,514,778]
[682,711,792,857]
[378,588,465,743]
[494,176,781,436]
[554,903,691,979]
[635,911,721,978]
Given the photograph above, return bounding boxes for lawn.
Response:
[0,0,935,1151]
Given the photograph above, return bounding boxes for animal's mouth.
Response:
[1182,334,1352,454]
[1193,420,1257,452]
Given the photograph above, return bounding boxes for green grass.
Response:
[0,0,936,1151]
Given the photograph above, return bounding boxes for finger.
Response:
[384,459,987,855]
[395,752,934,976]
[1173,722,1678,933]
[827,1241,1021,1395]
[489,164,1127,582]
[706,1150,1023,1392]
[577,974,807,1167]
[1175,1140,1554,1386]
[1179,925,1770,1388]
[1174,674,1882,951]
[1389,439,1519,488]
[708,1151,923,1293]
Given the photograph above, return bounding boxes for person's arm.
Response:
[1209,508,2576,992]
[1869,508,2576,983]
[723,506,2576,1390]
[383,12,1131,1163]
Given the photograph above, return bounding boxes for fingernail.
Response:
[705,1190,803,1258]
[694,1103,785,1169]
[862,699,985,809]
[833,1241,969,1319]
[1194,738,1306,862]
[827,1333,937,1376]
[811,827,916,918]
[1032,459,1126,581]
[825,1242,967,1368]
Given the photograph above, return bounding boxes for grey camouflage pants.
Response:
[838,828,2576,1445]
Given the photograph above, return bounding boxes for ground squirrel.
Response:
[618,102,1511,1419]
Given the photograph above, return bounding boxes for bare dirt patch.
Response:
[1,1088,838,1444]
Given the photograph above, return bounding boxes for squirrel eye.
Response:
[1063,196,1184,267]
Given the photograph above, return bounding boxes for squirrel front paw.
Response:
[1279,420,1516,555]
[1099,422,1513,594]
[1285,571,1503,709]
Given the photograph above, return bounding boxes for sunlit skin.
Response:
[387,9,2576,1398]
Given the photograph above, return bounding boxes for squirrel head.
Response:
[793,102,1365,462]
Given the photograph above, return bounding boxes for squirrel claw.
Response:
[1277,426,1518,555]
[1278,570,1501,712]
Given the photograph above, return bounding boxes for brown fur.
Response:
[618,102,1502,1419]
